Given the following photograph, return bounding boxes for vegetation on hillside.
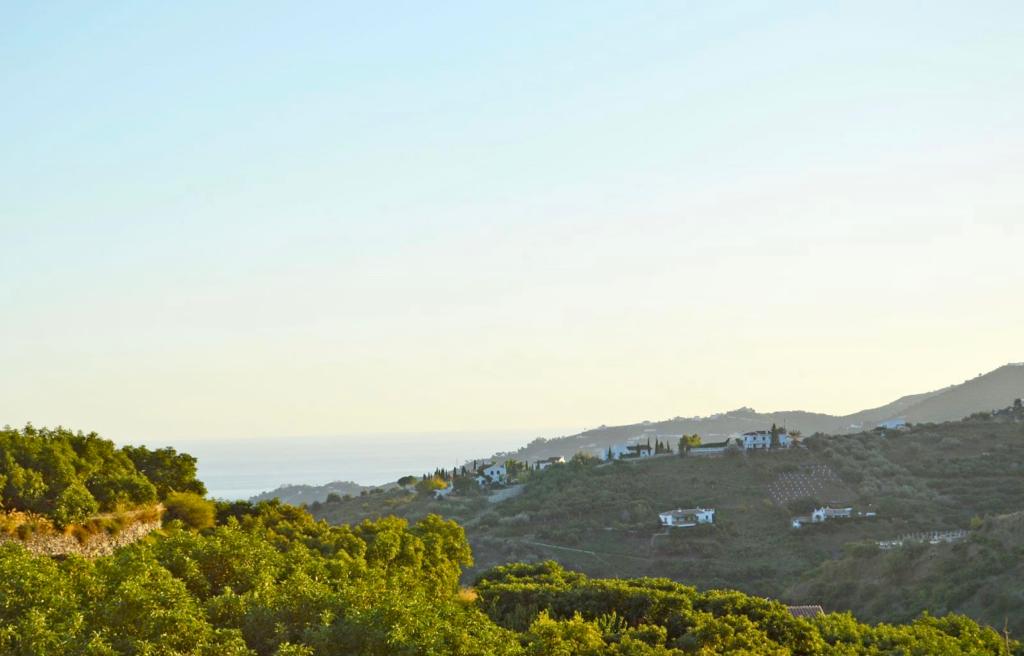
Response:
[790,511,1024,634]
[2,421,1022,654]
[468,364,1024,467]
[249,480,370,505]
[310,411,1024,635]
[1,497,1017,655]
[1,424,205,529]
[477,561,1017,655]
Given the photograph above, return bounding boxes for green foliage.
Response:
[476,561,1018,655]
[309,414,1024,638]
[0,425,162,526]
[122,444,207,498]
[0,425,207,529]
[51,481,100,526]
[164,491,217,530]
[415,476,447,495]
[793,511,1024,636]
[677,434,701,456]
[0,484,1019,655]
[0,504,519,656]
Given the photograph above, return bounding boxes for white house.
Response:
[536,456,565,470]
[603,443,654,460]
[739,430,792,450]
[812,506,852,522]
[877,418,907,430]
[659,508,715,527]
[625,443,653,458]
[793,506,853,528]
[475,463,507,485]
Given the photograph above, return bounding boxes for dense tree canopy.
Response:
[2,424,1019,655]
[1,425,207,527]
[476,561,1019,655]
[1,501,1018,655]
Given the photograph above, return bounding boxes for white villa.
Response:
[536,456,565,470]
[792,506,853,528]
[475,463,507,485]
[739,430,792,450]
[659,507,715,528]
[604,440,656,460]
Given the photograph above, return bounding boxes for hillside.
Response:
[249,480,372,505]
[788,511,1024,632]
[246,364,1022,503]
[476,363,1024,466]
[0,425,208,554]
[310,409,1024,634]
[4,425,1016,655]
[900,364,1024,423]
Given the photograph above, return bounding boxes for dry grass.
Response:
[1,504,164,545]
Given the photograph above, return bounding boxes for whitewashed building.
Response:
[475,463,507,485]
[536,456,565,470]
[812,506,852,522]
[740,430,792,450]
[659,507,715,527]
[602,443,654,460]
[793,506,853,528]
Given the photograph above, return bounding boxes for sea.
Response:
[163,429,579,501]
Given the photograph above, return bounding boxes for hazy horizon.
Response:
[4,2,1022,442]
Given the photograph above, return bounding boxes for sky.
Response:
[2,2,1023,443]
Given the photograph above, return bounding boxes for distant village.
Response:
[416,423,882,532]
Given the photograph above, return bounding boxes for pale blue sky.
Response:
[2,2,1022,441]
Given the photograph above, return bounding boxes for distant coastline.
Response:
[154,429,581,500]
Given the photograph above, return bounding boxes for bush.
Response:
[163,492,215,530]
[52,482,100,526]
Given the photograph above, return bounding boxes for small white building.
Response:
[536,456,565,470]
[812,506,852,522]
[877,418,907,430]
[793,506,853,528]
[603,443,654,460]
[626,443,653,458]
[740,430,792,450]
[659,507,715,527]
[475,463,507,485]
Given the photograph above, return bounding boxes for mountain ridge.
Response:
[492,363,1024,465]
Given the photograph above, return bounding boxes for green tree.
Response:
[122,445,207,498]
[52,481,100,526]
[416,477,447,495]
[163,491,216,530]
[677,434,701,456]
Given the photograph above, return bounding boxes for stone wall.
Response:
[0,518,163,558]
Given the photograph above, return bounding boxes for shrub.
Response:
[163,492,215,530]
[52,482,100,526]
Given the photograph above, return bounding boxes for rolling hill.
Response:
[310,407,1024,634]
[488,363,1024,465]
